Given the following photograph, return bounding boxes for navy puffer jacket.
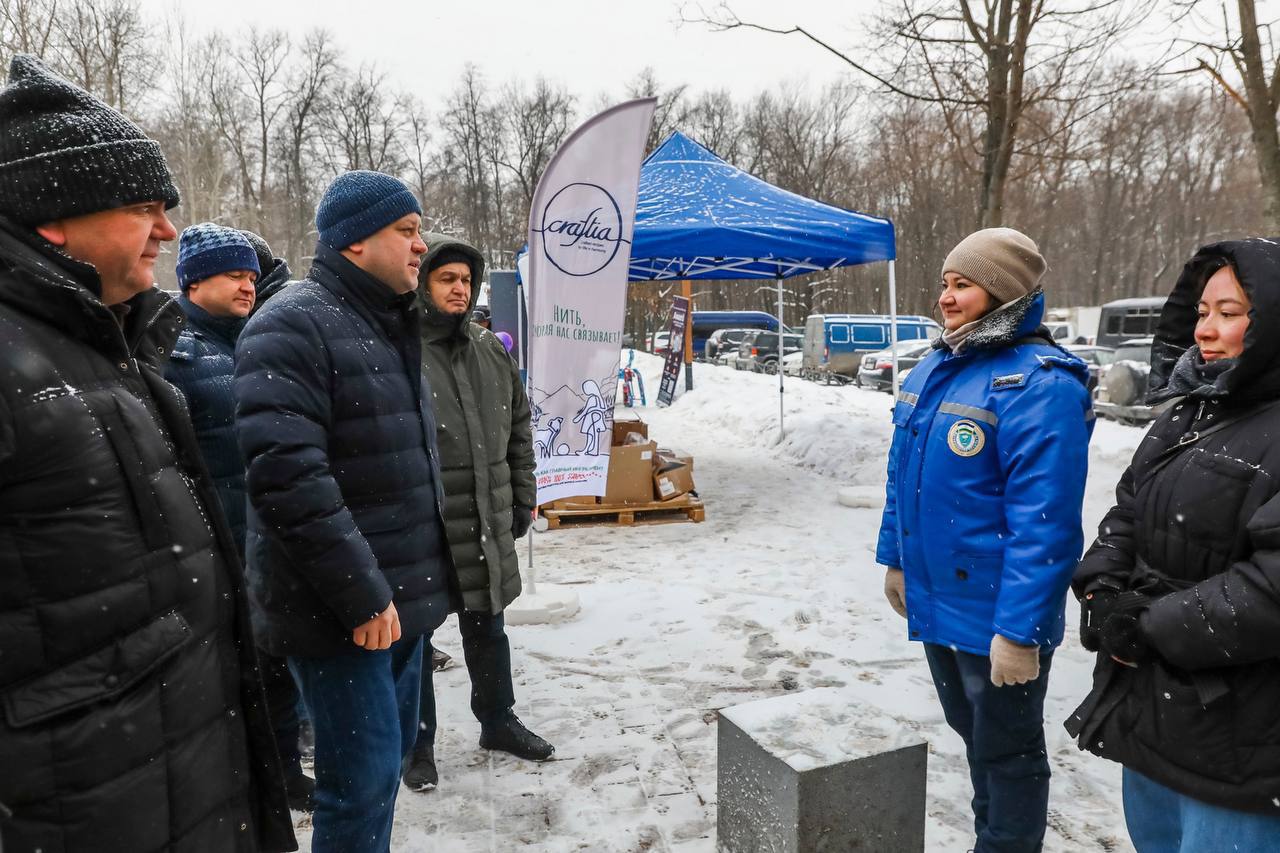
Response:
[234,243,451,658]
[166,296,248,554]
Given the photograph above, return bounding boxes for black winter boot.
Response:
[402,742,439,791]
[479,715,555,761]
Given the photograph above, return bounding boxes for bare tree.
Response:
[496,77,575,210]
[692,1,1154,228]
[1170,0,1280,231]
[0,0,57,58]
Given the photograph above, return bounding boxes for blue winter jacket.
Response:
[876,290,1094,654]
[165,296,248,555]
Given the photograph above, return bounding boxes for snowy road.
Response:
[295,354,1146,852]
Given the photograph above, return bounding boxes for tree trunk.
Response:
[1237,0,1280,232]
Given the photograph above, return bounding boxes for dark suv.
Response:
[705,328,753,362]
[736,331,803,373]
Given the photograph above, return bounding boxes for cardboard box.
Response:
[604,440,658,504]
[653,459,695,501]
[612,418,649,447]
[656,447,694,472]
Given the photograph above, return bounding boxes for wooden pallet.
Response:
[541,494,706,529]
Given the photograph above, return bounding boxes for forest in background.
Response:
[2,0,1275,340]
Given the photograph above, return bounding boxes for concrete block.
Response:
[717,687,926,853]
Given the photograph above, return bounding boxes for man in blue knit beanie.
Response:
[235,171,450,853]
[166,222,318,814]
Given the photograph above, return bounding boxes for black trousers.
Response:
[417,610,515,746]
[260,648,304,775]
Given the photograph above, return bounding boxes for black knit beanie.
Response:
[427,247,474,275]
[0,54,180,225]
[239,229,276,275]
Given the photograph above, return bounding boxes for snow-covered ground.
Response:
[295,352,1146,852]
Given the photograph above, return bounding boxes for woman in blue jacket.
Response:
[877,228,1094,853]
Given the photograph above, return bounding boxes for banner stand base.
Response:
[506,585,582,625]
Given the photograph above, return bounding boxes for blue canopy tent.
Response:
[627,131,897,436]
[516,131,899,435]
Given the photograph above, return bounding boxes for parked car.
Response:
[704,327,754,362]
[736,331,803,373]
[1096,296,1167,348]
[1063,344,1116,394]
[781,350,805,377]
[1093,337,1175,425]
[801,314,941,383]
[649,331,671,356]
[856,338,936,392]
[690,310,781,359]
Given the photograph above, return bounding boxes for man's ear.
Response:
[35,220,67,246]
[342,240,365,261]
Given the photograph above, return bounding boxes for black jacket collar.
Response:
[177,294,245,346]
[309,243,416,334]
[0,214,182,363]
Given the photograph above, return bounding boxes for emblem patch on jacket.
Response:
[947,419,986,457]
[992,373,1025,389]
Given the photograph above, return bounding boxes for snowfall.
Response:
[293,351,1146,852]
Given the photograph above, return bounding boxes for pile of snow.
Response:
[293,349,1150,852]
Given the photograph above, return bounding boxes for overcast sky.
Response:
[140,0,898,99]
[141,0,1206,106]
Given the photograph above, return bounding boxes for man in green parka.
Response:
[403,233,554,791]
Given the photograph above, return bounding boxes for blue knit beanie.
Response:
[315,170,422,250]
[176,223,261,291]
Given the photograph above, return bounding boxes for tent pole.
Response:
[682,278,693,391]
[889,261,899,397]
[777,272,785,439]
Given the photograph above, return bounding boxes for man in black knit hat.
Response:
[0,55,295,852]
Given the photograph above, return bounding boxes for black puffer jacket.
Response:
[419,235,536,613]
[235,243,450,658]
[0,218,295,852]
[1068,238,1280,814]
[165,295,248,554]
[252,255,292,309]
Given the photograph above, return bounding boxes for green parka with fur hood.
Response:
[418,234,535,613]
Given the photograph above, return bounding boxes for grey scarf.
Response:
[1156,345,1237,401]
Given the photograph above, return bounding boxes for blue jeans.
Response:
[290,636,424,853]
[924,643,1053,853]
[419,611,515,746]
[1123,768,1280,852]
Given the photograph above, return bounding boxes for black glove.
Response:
[511,506,533,540]
[1079,588,1118,652]
[1098,590,1152,664]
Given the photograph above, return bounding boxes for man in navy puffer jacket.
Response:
[235,171,450,853]
[166,223,314,813]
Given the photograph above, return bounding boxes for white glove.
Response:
[989,634,1040,686]
[883,568,907,619]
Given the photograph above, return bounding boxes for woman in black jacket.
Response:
[1069,238,1280,851]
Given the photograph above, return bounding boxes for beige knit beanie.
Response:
[942,228,1046,305]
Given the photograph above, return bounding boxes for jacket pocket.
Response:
[1144,660,1238,781]
[936,552,1003,600]
[3,611,192,729]
[1162,449,1260,554]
